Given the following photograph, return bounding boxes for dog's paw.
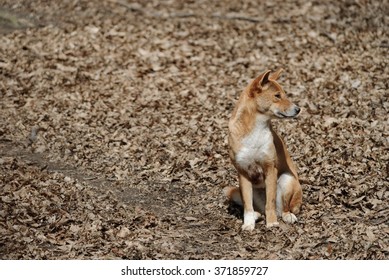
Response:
[282,212,298,224]
[241,223,255,231]
[242,211,257,231]
[265,210,279,228]
[266,221,280,228]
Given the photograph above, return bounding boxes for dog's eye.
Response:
[275,93,281,99]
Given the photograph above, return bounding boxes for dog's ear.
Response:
[269,68,284,81]
[249,70,271,97]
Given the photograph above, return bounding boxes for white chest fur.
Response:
[235,116,273,171]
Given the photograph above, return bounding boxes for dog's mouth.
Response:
[275,111,299,119]
[274,106,301,119]
[275,112,287,118]
[275,112,290,118]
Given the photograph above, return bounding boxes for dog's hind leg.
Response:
[289,181,302,215]
[276,173,301,224]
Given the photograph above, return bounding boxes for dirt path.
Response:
[0,0,388,259]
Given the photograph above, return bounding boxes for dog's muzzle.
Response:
[276,104,301,118]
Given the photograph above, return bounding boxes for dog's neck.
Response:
[233,94,272,135]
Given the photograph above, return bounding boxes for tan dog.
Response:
[225,69,302,230]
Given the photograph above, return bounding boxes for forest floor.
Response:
[0,0,388,259]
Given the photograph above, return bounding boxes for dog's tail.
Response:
[223,186,242,206]
[223,186,266,214]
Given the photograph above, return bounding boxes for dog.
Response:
[225,69,302,230]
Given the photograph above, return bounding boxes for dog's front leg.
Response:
[264,165,279,228]
[239,174,260,231]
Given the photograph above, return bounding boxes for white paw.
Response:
[266,221,279,228]
[282,212,298,224]
[242,223,255,231]
[242,211,257,231]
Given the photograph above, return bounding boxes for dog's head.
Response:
[248,69,300,119]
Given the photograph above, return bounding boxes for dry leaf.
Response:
[0,0,387,260]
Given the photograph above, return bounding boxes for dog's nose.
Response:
[295,106,301,115]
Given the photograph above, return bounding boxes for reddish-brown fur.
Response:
[226,69,302,230]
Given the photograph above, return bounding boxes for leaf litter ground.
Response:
[0,0,388,259]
